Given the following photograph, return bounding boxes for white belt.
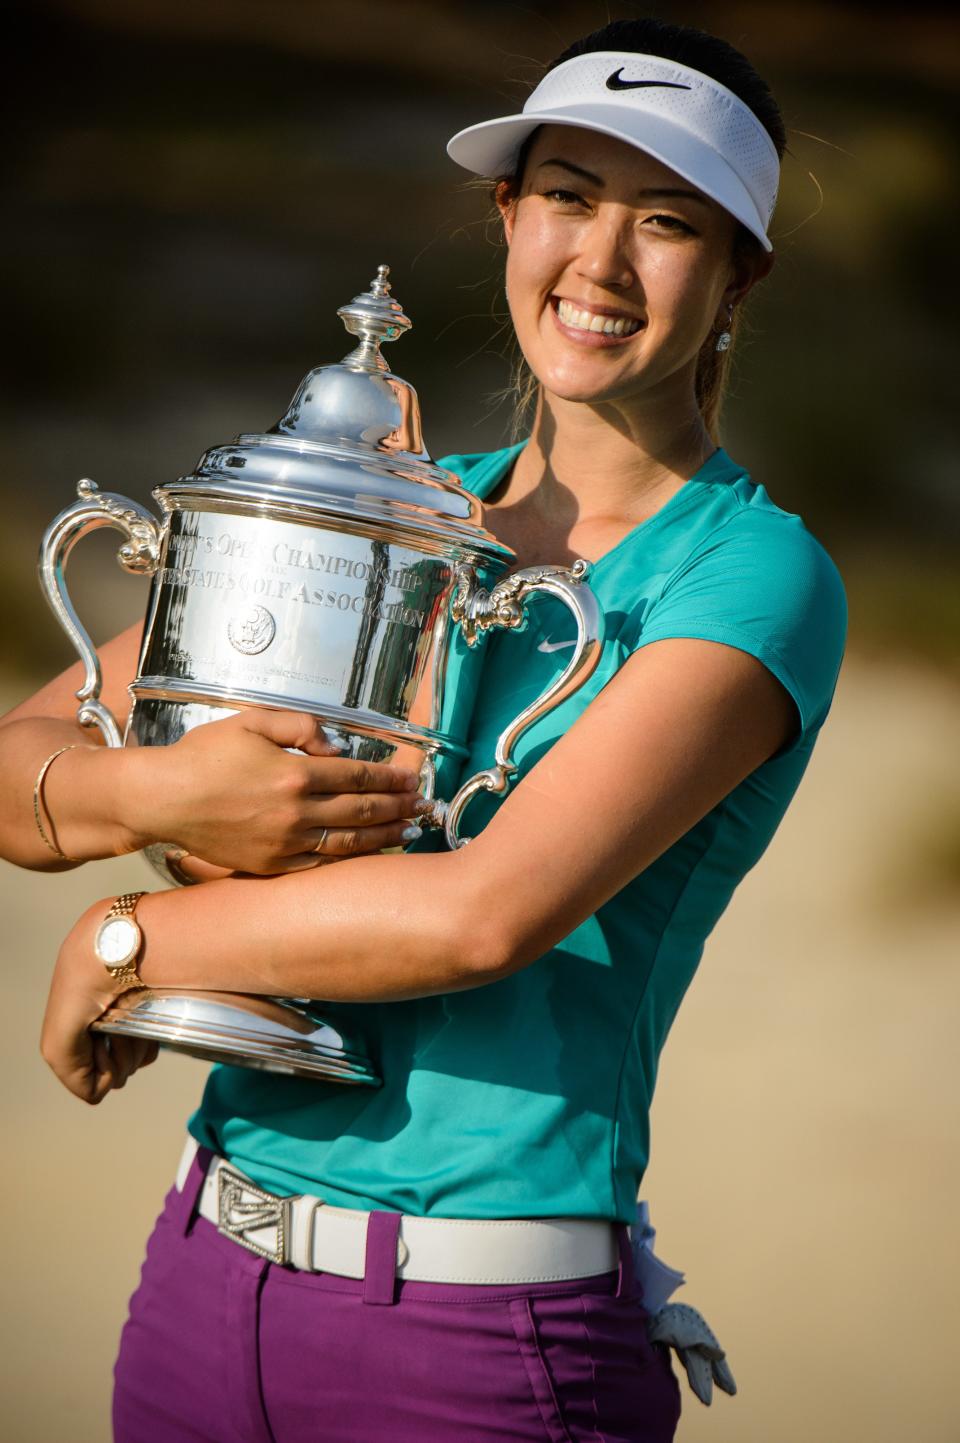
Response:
[177,1137,621,1284]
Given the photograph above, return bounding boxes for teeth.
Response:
[556,299,640,336]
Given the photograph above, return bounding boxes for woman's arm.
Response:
[0,626,422,873]
[43,635,797,1098]
[0,623,145,869]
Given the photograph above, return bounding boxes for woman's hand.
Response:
[40,899,159,1105]
[0,616,424,874]
[126,709,424,875]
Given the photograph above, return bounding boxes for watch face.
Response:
[96,916,140,967]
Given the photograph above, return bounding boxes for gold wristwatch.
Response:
[94,891,148,993]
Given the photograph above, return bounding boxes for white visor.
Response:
[447,51,779,252]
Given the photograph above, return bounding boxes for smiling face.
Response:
[498,124,767,412]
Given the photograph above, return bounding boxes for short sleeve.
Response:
[625,512,848,748]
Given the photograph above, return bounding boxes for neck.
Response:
[511,372,716,524]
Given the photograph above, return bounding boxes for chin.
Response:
[545,382,622,405]
[538,365,644,407]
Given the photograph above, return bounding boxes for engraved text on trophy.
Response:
[138,510,455,728]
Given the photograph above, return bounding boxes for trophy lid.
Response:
[156,266,511,560]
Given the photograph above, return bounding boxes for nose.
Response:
[575,208,635,291]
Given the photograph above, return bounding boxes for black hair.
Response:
[554,18,786,158]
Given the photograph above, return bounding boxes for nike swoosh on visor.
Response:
[605,70,692,92]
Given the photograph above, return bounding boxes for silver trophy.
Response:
[39,266,604,1081]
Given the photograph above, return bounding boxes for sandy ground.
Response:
[2,650,958,1443]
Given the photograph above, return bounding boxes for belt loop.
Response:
[362,1210,402,1306]
[614,1221,635,1299]
[170,1145,215,1238]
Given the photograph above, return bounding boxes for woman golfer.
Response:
[2,18,846,1443]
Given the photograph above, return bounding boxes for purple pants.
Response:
[113,1148,682,1442]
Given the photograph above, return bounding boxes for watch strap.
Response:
[106,891,147,922]
[108,961,143,992]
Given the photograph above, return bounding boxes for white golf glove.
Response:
[632,1201,737,1407]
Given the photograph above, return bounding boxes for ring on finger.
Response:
[313,829,329,855]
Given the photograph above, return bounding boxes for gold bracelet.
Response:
[33,743,94,862]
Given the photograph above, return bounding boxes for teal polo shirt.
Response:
[189,445,847,1222]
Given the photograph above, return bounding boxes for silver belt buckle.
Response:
[217,1164,293,1265]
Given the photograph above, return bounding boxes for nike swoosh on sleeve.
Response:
[537,638,578,654]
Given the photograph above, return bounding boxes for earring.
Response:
[715,304,734,353]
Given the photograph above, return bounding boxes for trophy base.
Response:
[91,989,381,1084]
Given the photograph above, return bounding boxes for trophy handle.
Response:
[440,560,604,849]
[38,479,161,747]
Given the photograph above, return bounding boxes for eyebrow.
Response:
[535,159,709,206]
[536,158,605,186]
[637,186,709,207]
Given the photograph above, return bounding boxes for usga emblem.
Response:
[227,604,277,655]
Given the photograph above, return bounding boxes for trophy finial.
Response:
[337,265,412,371]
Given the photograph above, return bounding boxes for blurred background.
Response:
[2,2,957,1439]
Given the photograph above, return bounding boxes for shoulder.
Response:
[437,444,525,499]
[633,474,848,746]
[648,453,843,605]
[678,484,846,617]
